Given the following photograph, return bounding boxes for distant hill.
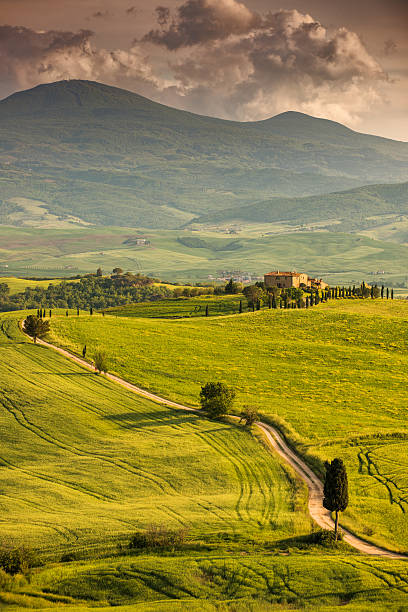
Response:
[194,182,408,231]
[1,80,408,229]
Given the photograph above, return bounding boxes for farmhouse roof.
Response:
[264,271,301,277]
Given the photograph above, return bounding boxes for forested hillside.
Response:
[1,80,408,229]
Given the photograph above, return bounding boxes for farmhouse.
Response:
[264,271,328,290]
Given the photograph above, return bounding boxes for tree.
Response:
[242,284,263,307]
[225,278,242,294]
[239,300,243,314]
[381,285,384,299]
[96,267,103,277]
[239,406,259,427]
[82,345,87,359]
[94,350,108,374]
[323,458,349,541]
[391,288,394,300]
[23,315,50,344]
[112,267,123,275]
[199,382,235,419]
[205,305,209,317]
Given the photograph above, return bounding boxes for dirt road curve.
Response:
[35,335,406,560]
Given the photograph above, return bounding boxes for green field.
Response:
[1,310,408,609]
[49,299,408,554]
[0,276,78,295]
[104,295,243,318]
[3,225,408,287]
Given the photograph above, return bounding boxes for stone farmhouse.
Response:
[264,271,328,290]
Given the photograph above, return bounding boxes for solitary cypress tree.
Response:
[381,285,384,299]
[239,300,242,314]
[77,307,80,316]
[82,345,87,359]
[391,289,394,300]
[90,307,93,315]
[49,309,52,318]
[323,458,349,541]
[205,305,209,317]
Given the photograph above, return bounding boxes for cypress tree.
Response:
[305,296,309,308]
[252,303,255,312]
[90,307,93,315]
[315,292,320,305]
[77,307,80,316]
[272,295,277,309]
[37,309,40,317]
[370,286,374,299]
[268,294,272,309]
[256,300,261,311]
[49,309,52,318]
[386,288,389,299]
[82,345,87,359]
[381,285,384,299]
[391,289,394,300]
[66,310,69,317]
[205,305,209,317]
[323,458,349,541]
[279,299,282,309]
[239,300,242,314]
[352,285,356,296]
[310,294,314,307]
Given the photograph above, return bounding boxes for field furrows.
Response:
[358,445,408,513]
[0,312,299,550]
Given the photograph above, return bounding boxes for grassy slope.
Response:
[0,313,308,553]
[1,311,408,610]
[3,226,408,287]
[0,277,79,294]
[104,295,242,318]
[49,300,408,552]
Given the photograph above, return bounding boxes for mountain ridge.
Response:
[1,79,408,229]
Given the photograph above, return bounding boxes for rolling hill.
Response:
[194,181,408,234]
[1,80,408,229]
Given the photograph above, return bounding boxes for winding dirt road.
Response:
[34,334,406,560]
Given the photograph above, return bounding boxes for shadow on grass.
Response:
[103,410,231,430]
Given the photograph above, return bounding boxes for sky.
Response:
[1,0,407,140]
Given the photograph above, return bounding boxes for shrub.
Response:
[200,382,235,419]
[313,529,344,547]
[129,525,189,551]
[239,406,259,427]
[94,350,108,374]
[0,547,37,575]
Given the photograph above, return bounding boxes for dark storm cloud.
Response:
[0,24,161,96]
[143,0,262,49]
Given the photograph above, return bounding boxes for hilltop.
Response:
[1,80,408,229]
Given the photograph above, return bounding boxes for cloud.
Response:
[384,38,397,56]
[0,25,162,99]
[148,7,387,126]
[0,6,389,131]
[92,11,110,19]
[143,0,262,49]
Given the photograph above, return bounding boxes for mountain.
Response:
[194,181,408,232]
[1,79,408,229]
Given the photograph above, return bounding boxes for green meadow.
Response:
[3,224,408,287]
[1,309,408,609]
[49,299,408,553]
[104,295,242,318]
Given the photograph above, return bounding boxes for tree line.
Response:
[0,271,173,312]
